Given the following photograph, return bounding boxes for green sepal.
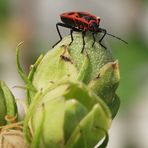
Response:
[65,103,109,148]
[76,53,89,81]
[0,81,7,125]
[64,100,88,143]
[24,91,65,147]
[88,61,120,117]
[16,42,36,93]
[23,90,43,143]
[97,131,109,148]
[108,94,120,118]
[28,54,44,82]
[27,54,44,104]
[0,81,18,125]
[31,103,45,148]
[31,45,78,91]
[24,81,111,148]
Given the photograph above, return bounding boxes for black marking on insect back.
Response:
[77,12,93,18]
[77,12,86,18]
[61,16,75,27]
[83,16,95,22]
[68,12,75,15]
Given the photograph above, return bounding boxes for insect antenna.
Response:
[106,33,128,44]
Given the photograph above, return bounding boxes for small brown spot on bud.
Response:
[60,55,73,64]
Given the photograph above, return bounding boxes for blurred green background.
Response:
[0,0,148,148]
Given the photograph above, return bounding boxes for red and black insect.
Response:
[52,12,128,52]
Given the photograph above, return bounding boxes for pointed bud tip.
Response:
[112,60,119,70]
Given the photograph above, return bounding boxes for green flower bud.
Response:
[18,32,120,116]
[24,81,111,148]
[0,81,18,125]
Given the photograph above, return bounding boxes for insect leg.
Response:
[98,28,107,49]
[92,32,96,47]
[81,31,86,53]
[52,22,81,48]
[52,23,63,48]
[69,28,82,45]
[69,29,74,45]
